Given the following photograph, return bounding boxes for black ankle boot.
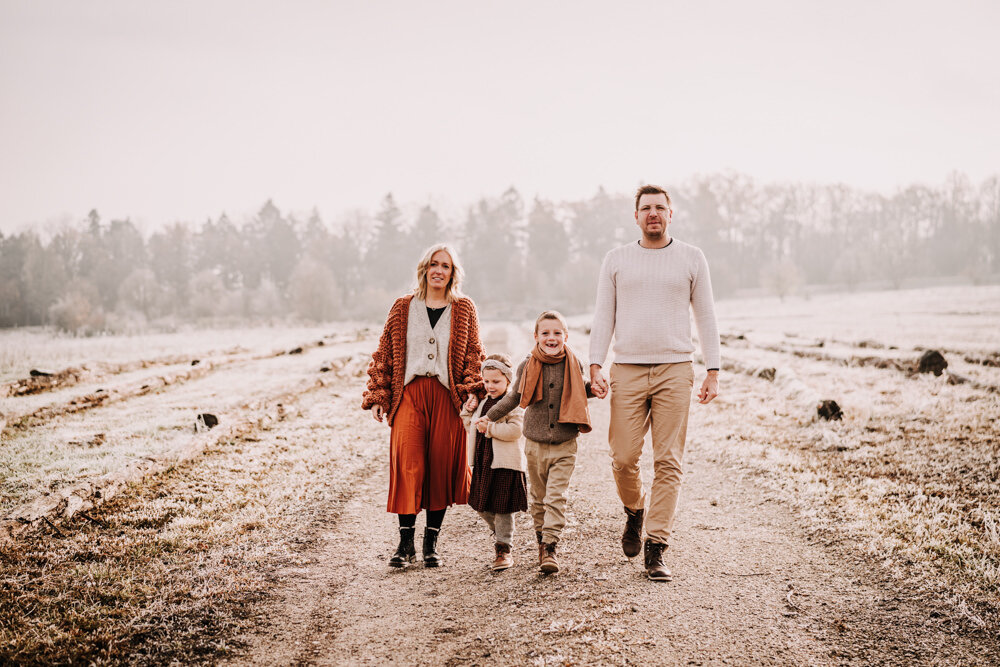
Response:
[389,527,416,568]
[422,527,442,567]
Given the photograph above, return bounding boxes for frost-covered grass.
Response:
[717,284,1000,354]
[0,339,373,515]
[0,324,357,384]
[699,287,1000,632]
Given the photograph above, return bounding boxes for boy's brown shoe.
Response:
[492,543,513,571]
[643,539,671,581]
[622,506,645,558]
[539,543,559,574]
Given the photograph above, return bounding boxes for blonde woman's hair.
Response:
[534,310,568,334]
[414,243,465,302]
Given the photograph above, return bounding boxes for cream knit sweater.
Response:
[589,239,721,370]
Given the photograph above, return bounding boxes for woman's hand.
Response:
[464,394,478,412]
[372,405,385,423]
[474,417,490,434]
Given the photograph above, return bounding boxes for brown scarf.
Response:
[518,344,592,434]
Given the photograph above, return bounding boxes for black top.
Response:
[427,306,446,329]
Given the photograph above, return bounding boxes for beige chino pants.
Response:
[608,362,694,545]
[524,437,578,545]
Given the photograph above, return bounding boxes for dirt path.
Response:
[229,395,998,666]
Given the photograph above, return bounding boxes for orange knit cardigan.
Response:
[361,295,485,426]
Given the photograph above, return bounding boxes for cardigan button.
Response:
[429,338,435,344]
[428,353,434,359]
[549,404,554,409]
[549,383,555,388]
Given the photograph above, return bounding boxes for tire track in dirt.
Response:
[1,351,205,398]
[0,334,369,436]
[228,385,997,666]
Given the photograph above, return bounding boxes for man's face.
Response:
[635,193,672,240]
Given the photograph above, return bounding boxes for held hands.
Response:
[589,364,608,399]
[698,371,720,404]
[474,416,490,434]
[463,394,479,413]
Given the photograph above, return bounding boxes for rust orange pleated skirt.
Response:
[387,377,471,514]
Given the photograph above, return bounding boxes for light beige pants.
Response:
[609,362,694,545]
[524,437,578,545]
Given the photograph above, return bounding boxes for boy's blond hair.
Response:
[534,310,568,334]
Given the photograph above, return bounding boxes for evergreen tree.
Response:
[367,193,412,292]
[522,197,570,310]
[148,222,192,314]
[410,204,444,253]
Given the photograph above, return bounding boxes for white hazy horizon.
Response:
[2,0,998,233]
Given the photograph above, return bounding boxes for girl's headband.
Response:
[481,359,513,382]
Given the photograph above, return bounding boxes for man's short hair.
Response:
[635,185,672,211]
[534,310,568,334]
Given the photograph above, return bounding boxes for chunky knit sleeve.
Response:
[452,298,485,402]
[361,299,404,411]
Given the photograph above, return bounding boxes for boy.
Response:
[479,311,594,573]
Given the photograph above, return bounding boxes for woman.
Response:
[361,244,485,568]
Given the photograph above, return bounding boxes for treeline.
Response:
[1,172,997,333]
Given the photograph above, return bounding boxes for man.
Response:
[589,184,720,581]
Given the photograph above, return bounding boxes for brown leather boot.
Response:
[539,543,559,574]
[622,506,644,558]
[643,539,671,581]
[492,543,513,571]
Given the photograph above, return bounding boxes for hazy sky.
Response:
[1,0,998,232]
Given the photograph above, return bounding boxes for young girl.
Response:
[461,354,527,571]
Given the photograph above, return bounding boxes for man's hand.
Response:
[590,364,608,399]
[372,404,386,422]
[697,371,719,404]
[463,394,478,413]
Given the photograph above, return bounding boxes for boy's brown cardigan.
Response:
[361,294,485,426]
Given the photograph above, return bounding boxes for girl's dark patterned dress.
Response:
[468,395,528,514]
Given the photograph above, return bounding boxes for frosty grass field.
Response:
[0,285,997,664]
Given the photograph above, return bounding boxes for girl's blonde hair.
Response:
[414,243,465,302]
